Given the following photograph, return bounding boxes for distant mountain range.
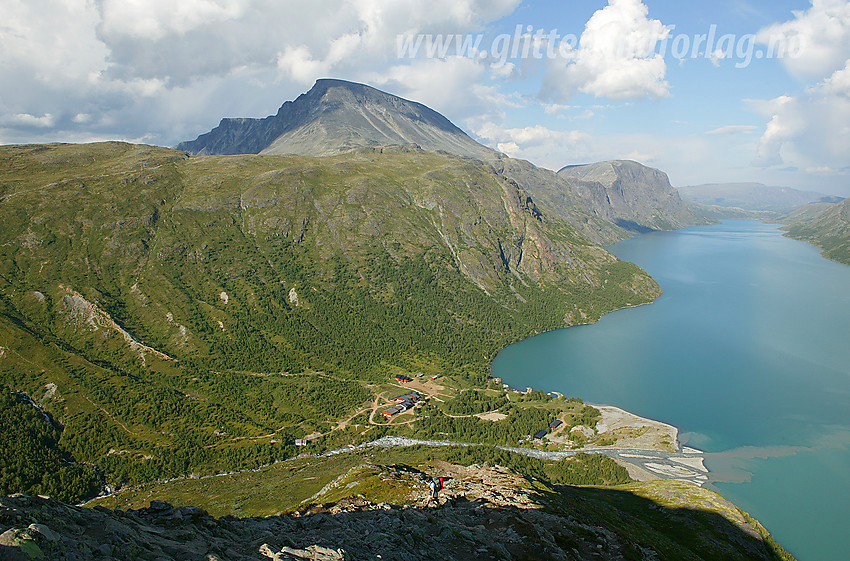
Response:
[179,79,710,242]
[679,182,843,214]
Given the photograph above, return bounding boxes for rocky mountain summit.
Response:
[0,461,791,561]
[177,79,494,159]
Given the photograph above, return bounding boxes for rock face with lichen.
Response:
[0,462,793,561]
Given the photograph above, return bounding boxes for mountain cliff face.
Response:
[177,79,495,159]
[679,183,842,213]
[557,160,710,234]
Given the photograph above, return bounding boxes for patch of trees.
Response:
[440,447,631,486]
[0,391,101,503]
[438,390,509,416]
[414,399,601,447]
[414,403,552,445]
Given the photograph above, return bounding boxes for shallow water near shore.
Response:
[491,220,850,561]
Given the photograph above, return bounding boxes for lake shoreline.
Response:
[491,220,850,560]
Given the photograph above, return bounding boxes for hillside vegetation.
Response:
[0,392,100,503]
[783,198,850,265]
[0,142,660,499]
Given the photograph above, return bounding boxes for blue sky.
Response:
[2,0,849,195]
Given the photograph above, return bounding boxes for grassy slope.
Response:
[0,142,660,494]
[783,198,850,265]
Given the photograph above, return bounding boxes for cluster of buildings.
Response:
[396,373,442,382]
[531,419,564,441]
[381,390,421,418]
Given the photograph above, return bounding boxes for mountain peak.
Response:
[177,79,495,159]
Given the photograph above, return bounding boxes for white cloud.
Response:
[3,113,56,128]
[752,96,797,167]
[806,165,842,174]
[0,0,522,146]
[752,62,850,171]
[540,0,670,101]
[746,2,850,185]
[474,122,592,169]
[710,49,725,67]
[543,103,573,115]
[98,0,250,41]
[0,0,108,86]
[368,56,521,131]
[821,58,850,95]
[705,125,759,135]
[276,46,334,85]
[757,0,850,80]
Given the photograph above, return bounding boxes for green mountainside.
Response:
[0,141,660,497]
[782,197,850,265]
[0,392,100,503]
[0,140,798,560]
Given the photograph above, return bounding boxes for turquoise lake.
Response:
[491,220,850,561]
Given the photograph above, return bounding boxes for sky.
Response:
[1,0,849,195]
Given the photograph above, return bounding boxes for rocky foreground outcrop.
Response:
[0,463,792,561]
